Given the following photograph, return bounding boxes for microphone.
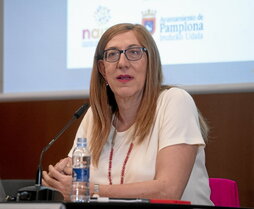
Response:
[16,103,90,202]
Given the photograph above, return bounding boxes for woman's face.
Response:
[98,31,147,102]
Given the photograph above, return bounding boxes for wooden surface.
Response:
[0,92,253,207]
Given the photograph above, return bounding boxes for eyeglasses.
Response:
[103,47,147,63]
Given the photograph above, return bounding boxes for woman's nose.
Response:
[117,52,130,69]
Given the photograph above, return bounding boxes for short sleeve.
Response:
[158,88,205,150]
[68,107,93,157]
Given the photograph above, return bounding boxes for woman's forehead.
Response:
[105,31,141,49]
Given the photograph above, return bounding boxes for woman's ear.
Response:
[98,60,109,85]
[98,60,106,78]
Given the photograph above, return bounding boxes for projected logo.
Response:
[142,9,156,34]
[82,6,111,47]
[94,6,111,25]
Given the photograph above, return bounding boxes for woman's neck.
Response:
[114,91,143,132]
[114,110,136,132]
[114,102,140,132]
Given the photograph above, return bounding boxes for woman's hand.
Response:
[42,157,72,201]
[53,157,72,175]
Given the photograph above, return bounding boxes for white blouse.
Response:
[68,87,214,205]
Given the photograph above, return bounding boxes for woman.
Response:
[42,23,213,205]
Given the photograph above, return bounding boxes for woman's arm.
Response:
[42,144,198,201]
[98,143,198,200]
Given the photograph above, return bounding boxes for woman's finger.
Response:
[43,166,62,188]
[63,166,72,175]
[55,157,72,174]
[42,178,50,187]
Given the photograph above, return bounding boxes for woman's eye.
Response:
[108,51,117,57]
[128,49,140,56]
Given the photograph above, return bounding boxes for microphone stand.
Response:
[16,104,89,202]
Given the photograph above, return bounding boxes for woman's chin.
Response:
[114,88,143,101]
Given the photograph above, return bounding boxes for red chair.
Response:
[209,178,240,207]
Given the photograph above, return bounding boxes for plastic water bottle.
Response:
[70,138,90,202]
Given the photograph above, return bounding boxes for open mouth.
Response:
[116,75,134,80]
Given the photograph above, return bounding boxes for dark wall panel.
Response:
[0,99,88,179]
[193,92,254,207]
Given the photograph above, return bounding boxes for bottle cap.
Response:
[77,137,87,147]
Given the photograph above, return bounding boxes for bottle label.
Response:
[72,168,90,182]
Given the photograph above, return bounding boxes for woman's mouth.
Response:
[116,75,134,82]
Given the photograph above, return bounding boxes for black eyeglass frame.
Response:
[103,47,147,63]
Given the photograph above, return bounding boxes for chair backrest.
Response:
[209,178,240,207]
